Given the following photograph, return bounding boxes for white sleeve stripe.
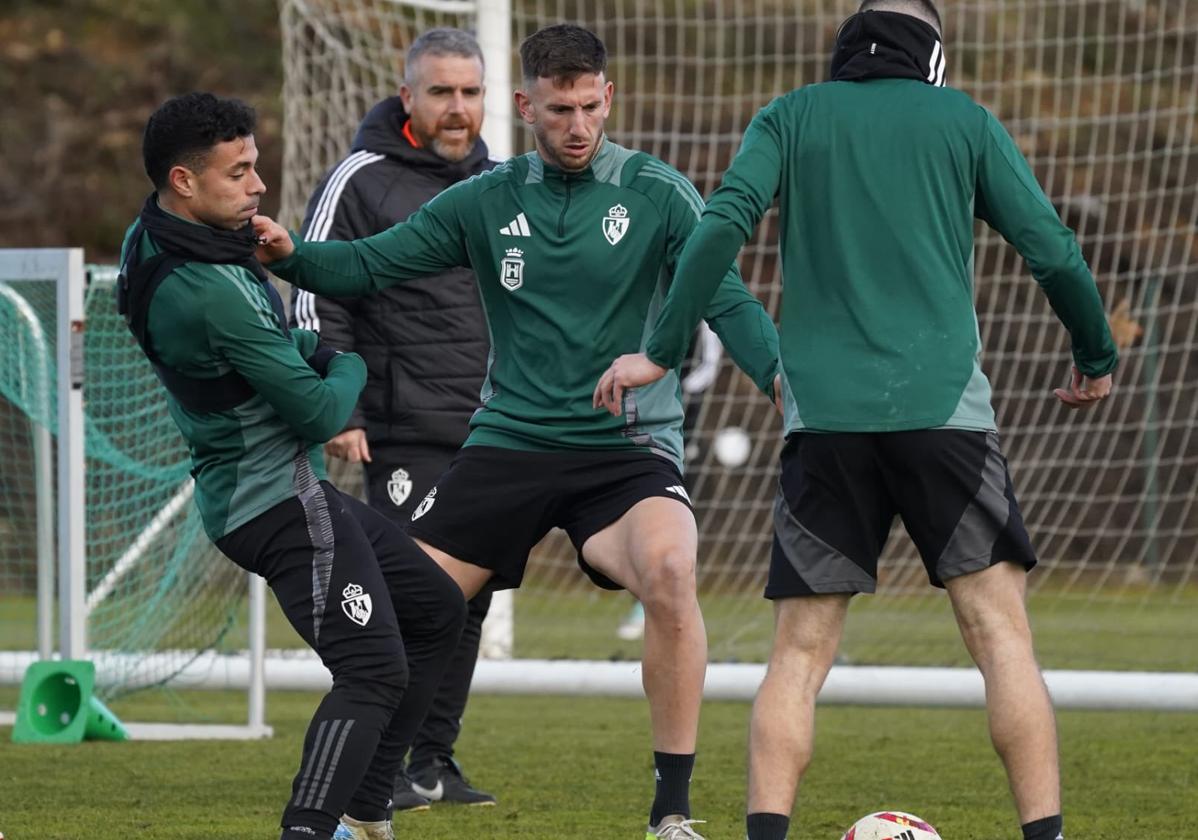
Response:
[304,151,385,243]
[304,150,371,242]
[309,153,384,241]
[295,289,319,331]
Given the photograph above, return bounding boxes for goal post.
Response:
[0,252,271,739]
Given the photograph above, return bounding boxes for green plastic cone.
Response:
[12,659,128,743]
[82,694,129,741]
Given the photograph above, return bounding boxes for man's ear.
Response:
[515,88,535,125]
[167,164,196,199]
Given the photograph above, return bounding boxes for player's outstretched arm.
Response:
[974,110,1119,402]
[644,106,785,371]
[252,185,473,298]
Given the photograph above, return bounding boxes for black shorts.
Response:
[767,430,1037,598]
[363,441,459,524]
[406,445,693,591]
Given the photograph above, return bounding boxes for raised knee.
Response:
[639,549,697,612]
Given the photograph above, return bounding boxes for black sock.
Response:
[747,812,790,840]
[649,751,695,826]
[1022,815,1063,840]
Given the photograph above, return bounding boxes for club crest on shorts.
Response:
[500,248,524,291]
[340,583,372,627]
[603,203,630,245]
[411,487,437,521]
[387,467,412,507]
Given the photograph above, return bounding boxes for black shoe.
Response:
[391,769,432,812]
[410,757,497,806]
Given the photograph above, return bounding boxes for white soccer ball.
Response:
[712,426,752,467]
[841,811,941,840]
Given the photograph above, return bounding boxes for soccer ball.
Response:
[840,811,941,840]
[713,426,752,467]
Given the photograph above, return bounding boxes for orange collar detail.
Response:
[402,119,423,149]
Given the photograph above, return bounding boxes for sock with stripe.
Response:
[746,812,790,840]
[649,751,695,827]
[1022,815,1063,840]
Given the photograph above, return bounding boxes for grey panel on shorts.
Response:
[934,431,1011,582]
[772,482,876,593]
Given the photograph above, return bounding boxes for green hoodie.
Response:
[269,139,780,466]
[120,211,366,539]
[645,78,1118,433]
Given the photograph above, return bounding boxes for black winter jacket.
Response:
[290,97,495,448]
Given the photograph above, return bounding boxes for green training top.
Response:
[644,78,1119,434]
[121,210,366,540]
[269,139,780,467]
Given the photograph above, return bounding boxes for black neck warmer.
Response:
[138,193,269,283]
[830,10,947,87]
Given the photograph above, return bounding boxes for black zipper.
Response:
[557,177,573,236]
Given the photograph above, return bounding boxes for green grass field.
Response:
[4,583,1196,677]
[1,687,1196,839]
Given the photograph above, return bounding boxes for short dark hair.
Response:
[405,27,484,85]
[519,24,607,84]
[142,92,256,189]
[858,0,942,32]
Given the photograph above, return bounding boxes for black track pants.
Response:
[217,481,466,839]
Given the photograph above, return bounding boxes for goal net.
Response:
[277,0,1197,680]
[0,255,257,714]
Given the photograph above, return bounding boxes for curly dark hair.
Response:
[519,24,607,84]
[142,92,256,189]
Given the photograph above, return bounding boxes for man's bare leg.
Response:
[582,497,705,831]
[747,594,848,831]
[946,561,1061,827]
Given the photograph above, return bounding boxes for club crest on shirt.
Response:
[387,468,412,507]
[603,203,630,245]
[500,248,524,291]
[341,582,372,627]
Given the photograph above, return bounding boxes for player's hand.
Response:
[593,353,668,416]
[324,428,372,463]
[772,374,784,416]
[1052,365,1112,410]
[252,214,294,263]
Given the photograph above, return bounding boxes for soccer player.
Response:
[291,27,497,809]
[255,24,781,840]
[594,3,1117,840]
[119,92,466,840]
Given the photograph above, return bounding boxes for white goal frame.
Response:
[0,249,271,740]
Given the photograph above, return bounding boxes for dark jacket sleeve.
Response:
[289,160,384,429]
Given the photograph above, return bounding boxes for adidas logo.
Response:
[665,485,691,504]
[500,211,531,237]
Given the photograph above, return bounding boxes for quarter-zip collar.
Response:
[532,135,617,186]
